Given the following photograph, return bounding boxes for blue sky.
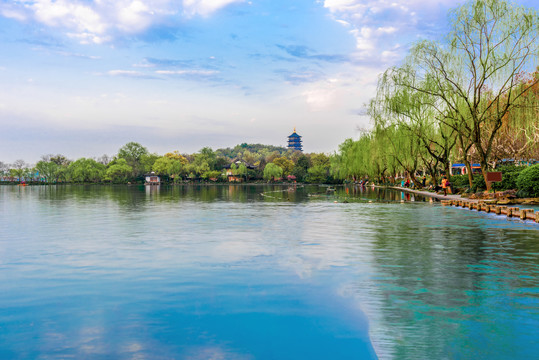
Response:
[0,0,537,162]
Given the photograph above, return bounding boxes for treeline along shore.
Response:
[330,0,539,200]
[2,138,539,203]
[0,142,338,185]
[2,0,539,200]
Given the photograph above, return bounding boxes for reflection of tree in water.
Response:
[362,205,539,359]
[31,184,431,208]
[332,186,430,203]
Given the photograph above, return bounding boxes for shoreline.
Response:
[390,186,539,223]
[389,186,539,206]
[386,186,476,202]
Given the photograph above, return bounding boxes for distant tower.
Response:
[287,128,303,152]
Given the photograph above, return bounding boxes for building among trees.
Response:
[287,128,303,152]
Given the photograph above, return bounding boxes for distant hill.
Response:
[216,143,288,159]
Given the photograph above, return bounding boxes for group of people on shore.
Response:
[400,175,452,196]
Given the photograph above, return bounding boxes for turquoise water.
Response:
[1,185,538,359]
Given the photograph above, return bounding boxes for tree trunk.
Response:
[464,158,473,188]
[444,161,451,180]
[480,162,492,192]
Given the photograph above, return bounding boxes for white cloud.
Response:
[156,69,218,76]
[0,0,245,44]
[183,0,245,17]
[351,27,374,52]
[302,82,338,111]
[108,69,144,76]
[376,26,397,34]
[323,0,463,65]
[0,6,28,21]
[324,0,363,13]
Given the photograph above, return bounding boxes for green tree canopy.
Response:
[67,158,106,183]
[263,163,283,181]
[105,158,133,183]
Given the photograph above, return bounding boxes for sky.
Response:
[0,0,538,163]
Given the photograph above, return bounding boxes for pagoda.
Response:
[287,128,303,152]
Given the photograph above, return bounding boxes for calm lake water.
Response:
[1,185,538,359]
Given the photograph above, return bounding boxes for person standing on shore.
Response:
[442,176,449,196]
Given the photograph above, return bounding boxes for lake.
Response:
[1,185,538,359]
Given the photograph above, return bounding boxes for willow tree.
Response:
[331,135,378,182]
[375,66,458,185]
[369,93,428,185]
[489,71,539,162]
[404,0,539,190]
[331,139,355,181]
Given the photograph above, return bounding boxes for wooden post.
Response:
[495,206,502,215]
[536,212,539,223]
[508,207,519,218]
[521,209,534,221]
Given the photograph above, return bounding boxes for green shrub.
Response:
[471,174,486,193]
[492,165,525,191]
[516,164,539,197]
[450,174,470,188]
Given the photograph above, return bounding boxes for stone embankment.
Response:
[392,187,539,223]
[440,199,539,223]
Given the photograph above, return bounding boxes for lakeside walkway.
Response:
[387,186,538,223]
[388,186,479,203]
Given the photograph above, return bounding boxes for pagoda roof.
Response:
[288,132,301,138]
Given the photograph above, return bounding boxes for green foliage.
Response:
[117,142,149,178]
[118,142,148,162]
[471,174,486,193]
[307,153,331,183]
[49,154,70,166]
[272,157,294,177]
[217,144,287,160]
[292,155,310,182]
[9,160,27,181]
[164,151,189,164]
[450,175,470,189]
[331,0,539,189]
[105,159,133,183]
[141,153,160,174]
[310,153,330,168]
[198,147,216,169]
[35,160,59,183]
[492,165,525,191]
[516,164,539,197]
[237,163,248,180]
[307,165,329,183]
[215,157,229,170]
[68,158,106,183]
[263,163,283,181]
[202,170,222,180]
